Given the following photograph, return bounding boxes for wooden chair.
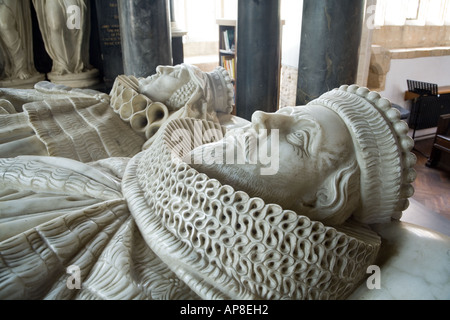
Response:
[426,113,450,168]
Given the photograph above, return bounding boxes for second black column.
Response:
[296,0,365,105]
[236,0,282,121]
[118,0,173,78]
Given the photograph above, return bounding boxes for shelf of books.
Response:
[217,20,236,82]
[217,19,237,113]
[221,55,235,81]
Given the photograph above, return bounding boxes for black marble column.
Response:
[95,0,124,91]
[170,0,185,65]
[118,0,172,78]
[236,0,281,121]
[169,0,176,24]
[296,0,365,105]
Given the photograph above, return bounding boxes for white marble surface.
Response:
[348,199,450,300]
[402,198,450,237]
[349,219,450,300]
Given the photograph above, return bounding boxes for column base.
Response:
[48,69,100,88]
[0,73,46,89]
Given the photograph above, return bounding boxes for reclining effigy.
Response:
[0,65,449,300]
[0,64,235,161]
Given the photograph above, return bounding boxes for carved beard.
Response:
[165,80,197,110]
[193,161,289,204]
[187,139,293,210]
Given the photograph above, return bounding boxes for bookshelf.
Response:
[216,19,284,115]
[217,19,236,113]
[217,19,236,82]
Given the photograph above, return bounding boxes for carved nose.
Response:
[156,65,173,74]
[251,111,270,130]
[252,111,290,131]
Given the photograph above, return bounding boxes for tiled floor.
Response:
[411,139,450,221]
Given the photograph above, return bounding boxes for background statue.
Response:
[0,0,44,88]
[32,0,99,88]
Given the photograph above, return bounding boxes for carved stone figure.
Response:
[0,64,235,160]
[140,64,234,115]
[0,74,448,300]
[0,0,45,88]
[32,0,99,88]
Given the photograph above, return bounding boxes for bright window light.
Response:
[376,0,450,26]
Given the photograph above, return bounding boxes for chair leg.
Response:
[426,146,440,168]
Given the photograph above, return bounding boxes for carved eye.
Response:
[287,130,310,158]
[287,131,305,147]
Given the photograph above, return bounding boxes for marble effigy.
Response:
[0,80,144,161]
[123,117,381,300]
[0,67,449,300]
[0,64,235,160]
[110,75,170,141]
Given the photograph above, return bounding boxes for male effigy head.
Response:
[311,85,416,225]
[189,84,416,227]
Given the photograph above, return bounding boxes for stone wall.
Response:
[372,25,450,49]
[279,64,298,108]
[368,25,450,92]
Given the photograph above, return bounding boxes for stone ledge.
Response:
[389,46,450,59]
[368,45,450,92]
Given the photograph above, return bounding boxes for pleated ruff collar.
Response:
[122,118,381,300]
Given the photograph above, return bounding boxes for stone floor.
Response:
[411,138,450,221]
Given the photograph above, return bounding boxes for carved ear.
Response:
[311,161,360,225]
[289,177,334,220]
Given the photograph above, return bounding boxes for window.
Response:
[172,0,236,43]
[375,0,450,26]
[406,0,420,20]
